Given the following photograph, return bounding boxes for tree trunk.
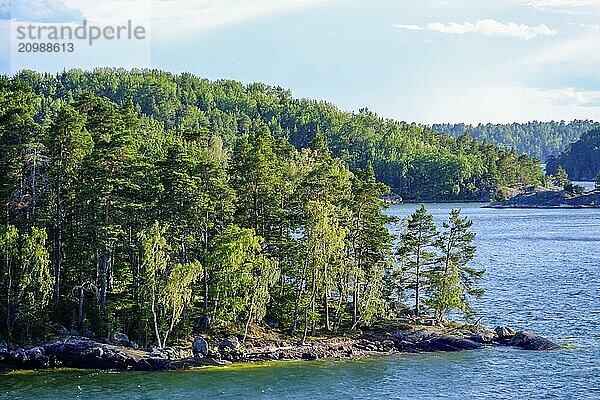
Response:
[55,179,62,309]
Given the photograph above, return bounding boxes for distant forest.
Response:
[430,121,600,160]
[546,129,600,181]
[3,69,544,202]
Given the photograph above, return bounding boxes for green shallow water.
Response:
[2,204,600,399]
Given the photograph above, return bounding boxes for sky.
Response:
[1,0,600,124]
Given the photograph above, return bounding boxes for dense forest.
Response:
[546,129,600,181]
[0,68,533,345]
[431,121,600,160]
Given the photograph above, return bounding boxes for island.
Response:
[0,69,562,373]
[487,187,600,208]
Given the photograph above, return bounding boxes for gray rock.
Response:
[110,332,130,347]
[416,335,484,352]
[53,324,70,336]
[471,327,496,343]
[219,336,241,352]
[508,331,564,350]
[495,326,516,340]
[192,336,209,356]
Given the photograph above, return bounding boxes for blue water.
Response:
[2,204,600,399]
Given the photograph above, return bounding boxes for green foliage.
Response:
[396,205,439,317]
[432,120,600,160]
[552,166,570,188]
[395,207,484,321]
[546,129,600,182]
[206,225,278,335]
[427,210,483,320]
[0,69,498,345]
[140,221,203,348]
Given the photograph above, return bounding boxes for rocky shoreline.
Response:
[487,187,600,209]
[0,323,563,372]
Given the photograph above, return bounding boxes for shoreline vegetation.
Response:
[0,69,569,373]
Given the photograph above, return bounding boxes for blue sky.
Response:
[1,0,600,123]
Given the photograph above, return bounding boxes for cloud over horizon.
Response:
[395,19,557,40]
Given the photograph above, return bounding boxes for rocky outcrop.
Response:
[0,323,564,372]
[487,188,600,209]
[507,331,564,350]
[0,338,220,371]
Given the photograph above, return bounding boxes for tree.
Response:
[427,209,483,321]
[46,104,92,309]
[0,225,52,339]
[348,163,394,328]
[553,166,569,188]
[139,221,202,348]
[396,205,438,317]
[206,225,278,341]
[301,200,347,341]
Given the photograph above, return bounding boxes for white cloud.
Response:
[0,0,83,22]
[393,24,422,30]
[395,19,557,41]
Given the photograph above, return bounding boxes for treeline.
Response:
[10,68,544,201]
[431,120,600,160]
[0,68,495,346]
[546,129,600,182]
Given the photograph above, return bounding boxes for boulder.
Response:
[110,332,130,347]
[53,324,70,336]
[219,336,241,352]
[508,331,564,350]
[416,335,484,352]
[192,336,209,356]
[495,326,516,341]
[301,352,317,360]
[471,327,496,344]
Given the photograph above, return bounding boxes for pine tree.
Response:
[396,205,438,317]
[427,209,483,321]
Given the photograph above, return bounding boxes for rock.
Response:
[192,336,209,356]
[301,352,317,360]
[53,324,70,336]
[219,336,241,352]
[471,327,496,344]
[82,329,95,338]
[24,347,50,368]
[69,328,80,336]
[495,326,516,341]
[110,332,130,347]
[508,331,564,350]
[416,335,484,352]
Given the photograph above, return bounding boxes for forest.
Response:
[0,68,533,345]
[431,120,600,160]
[546,129,600,182]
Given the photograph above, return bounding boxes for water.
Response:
[2,204,600,399]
